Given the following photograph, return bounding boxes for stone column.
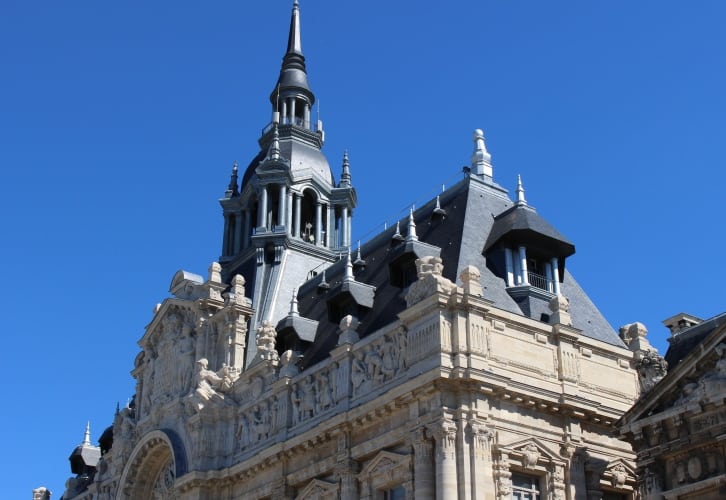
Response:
[304,103,311,129]
[287,190,293,236]
[504,248,514,286]
[281,100,288,124]
[315,201,322,245]
[327,204,335,247]
[258,186,268,229]
[335,430,359,500]
[413,427,435,499]
[545,262,554,293]
[294,194,301,238]
[341,206,349,248]
[470,422,494,499]
[289,98,296,125]
[518,246,529,285]
[551,258,561,295]
[432,418,458,500]
[278,184,287,228]
[493,452,512,500]
[234,212,243,254]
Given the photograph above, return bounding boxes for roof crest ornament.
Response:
[83,422,91,446]
[406,207,418,241]
[516,174,527,206]
[225,161,239,197]
[471,129,493,181]
[289,288,299,316]
[340,150,351,187]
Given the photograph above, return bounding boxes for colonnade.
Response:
[222,183,353,258]
[504,246,561,294]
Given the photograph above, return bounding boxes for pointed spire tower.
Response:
[217,1,358,368]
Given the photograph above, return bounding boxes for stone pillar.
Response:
[315,202,322,245]
[567,450,588,500]
[335,430,359,499]
[287,190,293,236]
[493,452,512,500]
[234,212,243,254]
[432,418,458,500]
[504,248,514,286]
[258,186,268,229]
[294,194,301,238]
[341,206,349,248]
[545,262,554,293]
[470,422,494,499]
[518,246,529,285]
[304,103,310,129]
[413,428,435,499]
[244,209,251,248]
[278,184,287,228]
[327,204,334,247]
[289,98,296,125]
[281,100,288,124]
[551,258,561,295]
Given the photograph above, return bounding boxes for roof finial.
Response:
[516,174,527,206]
[339,150,351,187]
[268,123,281,160]
[392,220,404,241]
[406,207,418,241]
[289,0,302,55]
[344,248,355,282]
[289,288,299,316]
[83,422,91,446]
[471,129,493,181]
[225,161,239,197]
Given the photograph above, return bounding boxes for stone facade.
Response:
[46,3,651,499]
[619,314,726,499]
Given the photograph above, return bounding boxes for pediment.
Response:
[620,325,726,427]
[140,299,195,347]
[497,437,563,469]
[295,478,338,500]
[358,450,408,478]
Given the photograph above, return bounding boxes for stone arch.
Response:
[116,429,188,500]
[300,187,319,242]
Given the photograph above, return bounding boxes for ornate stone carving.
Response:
[185,358,237,412]
[610,463,628,488]
[549,295,572,326]
[405,256,456,307]
[635,349,668,393]
[151,461,175,499]
[280,349,301,378]
[256,321,279,362]
[522,443,540,469]
[338,314,360,345]
[460,265,483,296]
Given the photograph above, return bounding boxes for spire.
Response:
[516,174,527,206]
[405,207,418,241]
[471,129,493,181]
[343,248,355,282]
[270,0,314,107]
[339,150,351,187]
[267,123,281,161]
[225,161,239,197]
[82,422,91,446]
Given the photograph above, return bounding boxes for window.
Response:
[511,472,541,500]
[383,485,406,500]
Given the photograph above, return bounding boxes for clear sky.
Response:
[2,1,725,497]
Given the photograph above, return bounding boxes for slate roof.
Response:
[292,175,624,368]
[664,311,726,370]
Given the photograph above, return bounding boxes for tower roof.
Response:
[270,0,314,106]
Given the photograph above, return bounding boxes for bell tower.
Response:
[218,1,356,367]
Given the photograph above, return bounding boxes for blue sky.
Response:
[2,1,725,497]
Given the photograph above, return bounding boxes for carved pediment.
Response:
[358,450,411,490]
[602,459,636,490]
[295,478,338,500]
[497,437,563,469]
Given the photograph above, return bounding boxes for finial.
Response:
[344,248,354,282]
[268,123,281,160]
[289,288,299,316]
[318,269,330,290]
[289,0,302,54]
[516,174,527,206]
[471,129,493,180]
[392,220,403,241]
[433,195,446,216]
[225,161,239,197]
[340,150,351,187]
[354,240,366,268]
[83,422,91,446]
[406,207,418,241]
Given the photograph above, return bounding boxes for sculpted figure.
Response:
[317,371,333,410]
[186,358,231,411]
[380,337,396,379]
[175,323,195,394]
[351,351,368,396]
[256,321,279,362]
[365,347,384,384]
[301,376,316,419]
[291,383,302,424]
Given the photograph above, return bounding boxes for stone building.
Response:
[619,312,726,499]
[50,2,657,499]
